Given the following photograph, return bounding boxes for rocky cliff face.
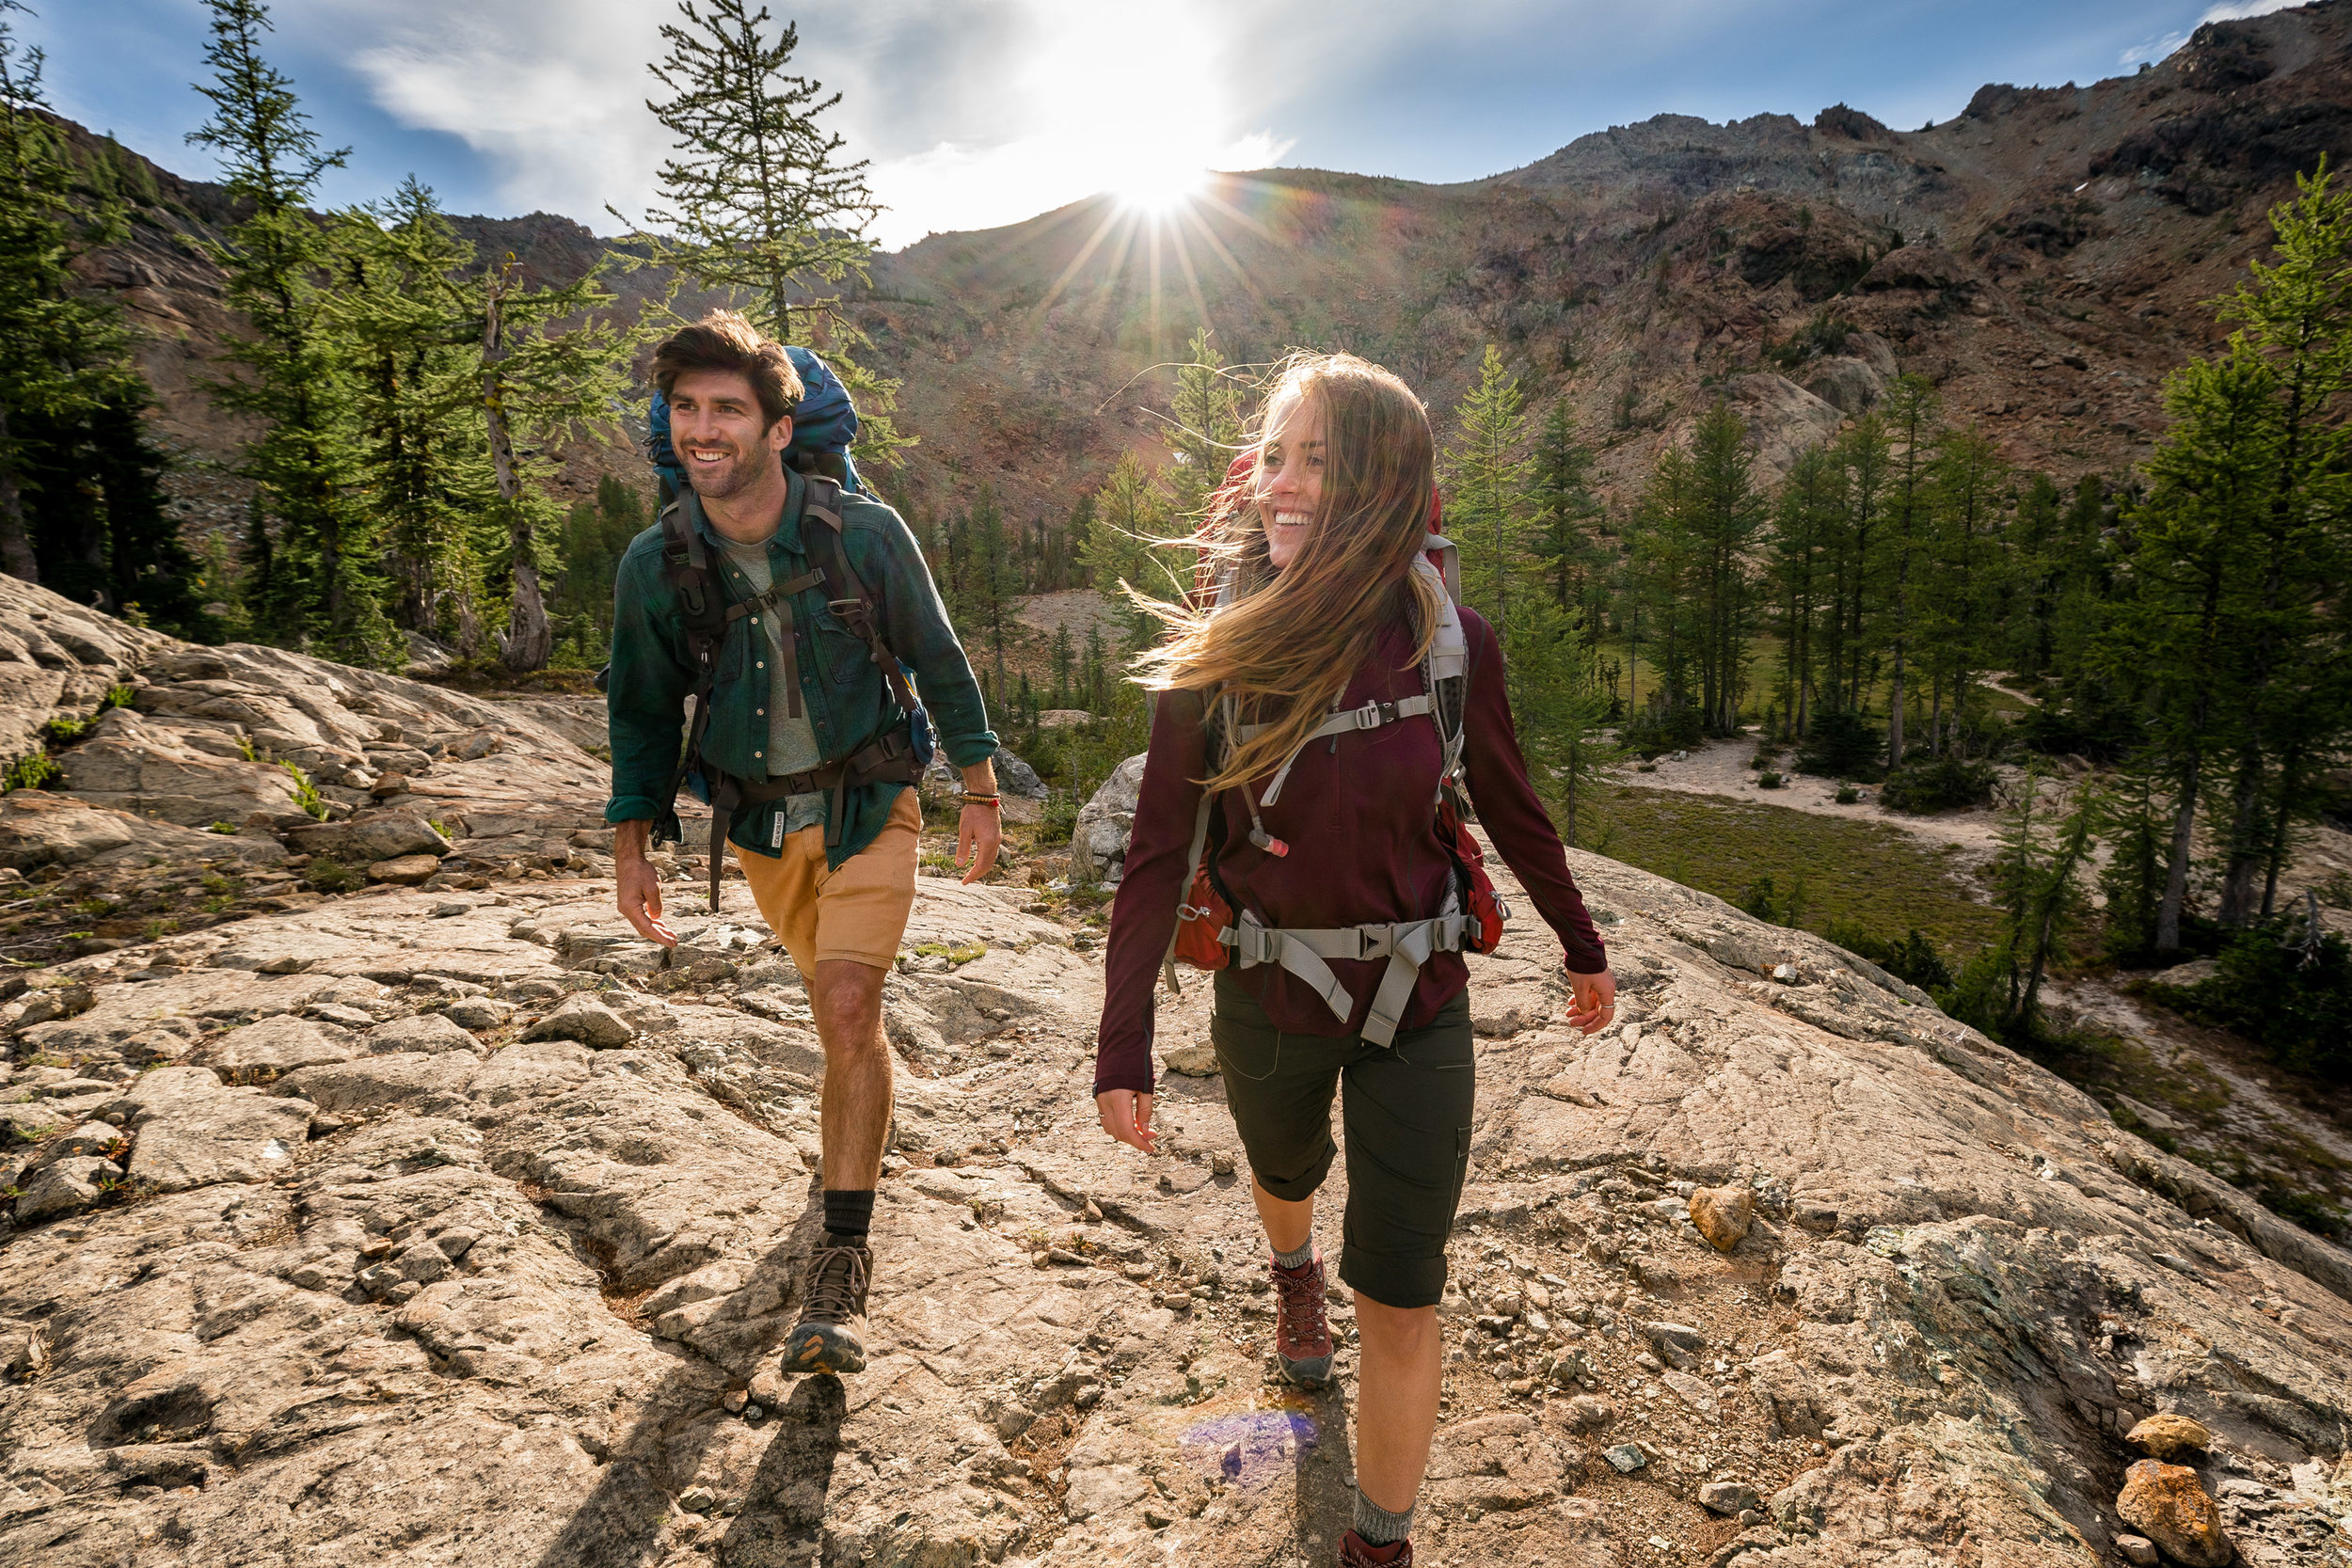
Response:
[62,6,2352,531]
[0,580,2347,1565]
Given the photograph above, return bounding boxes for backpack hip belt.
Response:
[1223,908,1477,1047]
[702,724,925,908]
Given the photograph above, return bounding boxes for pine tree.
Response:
[1089,451,1174,642]
[626,0,906,467]
[1165,326,1244,528]
[0,7,133,585]
[1919,424,2010,755]
[187,0,392,664]
[1528,399,1605,627]
[1681,401,1767,735]
[1770,446,1842,737]
[333,178,497,647]
[1445,344,1533,643]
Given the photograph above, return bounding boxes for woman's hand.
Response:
[1565,968,1616,1034]
[1096,1089,1157,1153]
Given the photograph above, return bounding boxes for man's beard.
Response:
[684,445,757,499]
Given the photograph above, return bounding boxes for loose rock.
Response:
[2116,1460,2233,1568]
[2124,1412,2213,1460]
[522,995,636,1049]
[1688,1184,1756,1251]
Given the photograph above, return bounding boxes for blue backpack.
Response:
[647,343,863,502]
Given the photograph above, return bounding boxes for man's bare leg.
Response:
[783,956,896,1377]
[810,958,893,1188]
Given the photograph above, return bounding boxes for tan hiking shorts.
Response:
[732,787,921,974]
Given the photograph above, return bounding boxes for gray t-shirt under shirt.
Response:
[716,531,829,841]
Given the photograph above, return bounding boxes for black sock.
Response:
[823,1189,876,1243]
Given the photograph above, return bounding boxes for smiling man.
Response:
[605,310,1003,1378]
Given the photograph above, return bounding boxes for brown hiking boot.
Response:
[1271,1252,1334,1387]
[1338,1528,1411,1565]
[782,1239,870,1376]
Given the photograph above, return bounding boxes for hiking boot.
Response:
[782,1239,870,1376]
[1270,1251,1334,1387]
[1338,1528,1411,1566]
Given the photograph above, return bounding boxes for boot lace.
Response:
[799,1243,869,1325]
[1273,1259,1329,1351]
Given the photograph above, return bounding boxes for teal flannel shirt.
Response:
[604,468,997,868]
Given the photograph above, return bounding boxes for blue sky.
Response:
[26,0,2305,249]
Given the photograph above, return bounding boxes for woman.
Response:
[1090,353,1616,1567]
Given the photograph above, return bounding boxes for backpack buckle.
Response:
[1354,699,1397,730]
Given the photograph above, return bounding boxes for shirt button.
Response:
[756,661,765,669]
[755,750,763,758]
[750,616,759,624]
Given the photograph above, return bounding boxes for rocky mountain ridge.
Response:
[59,3,2352,533]
[0,576,2347,1565]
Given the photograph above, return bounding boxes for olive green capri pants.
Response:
[1210,969,1475,1309]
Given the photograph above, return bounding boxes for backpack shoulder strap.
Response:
[800,476,920,719]
[1412,556,1470,794]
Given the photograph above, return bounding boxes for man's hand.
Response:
[957,805,1002,884]
[1096,1089,1156,1153]
[955,756,1002,884]
[612,820,678,948]
[1565,967,1616,1034]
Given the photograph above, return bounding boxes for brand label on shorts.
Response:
[771,810,787,848]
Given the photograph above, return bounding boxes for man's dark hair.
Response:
[650,310,803,427]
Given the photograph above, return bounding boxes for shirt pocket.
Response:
[810,603,872,689]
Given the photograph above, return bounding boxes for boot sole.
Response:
[782,1322,867,1376]
[1277,1352,1334,1388]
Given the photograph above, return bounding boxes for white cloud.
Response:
[289,0,1300,250]
[2122,0,2303,66]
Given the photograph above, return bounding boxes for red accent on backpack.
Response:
[1173,861,1232,971]
[1438,787,1507,955]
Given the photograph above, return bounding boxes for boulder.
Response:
[124,1085,313,1192]
[57,708,306,826]
[521,996,636,1050]
[1071,752,1148,885]
[2124,1412,2213,1460]
[368,853,442,885]
[0,792,136,869]
[992,748,1048,800]
[211,1015,360,1072]
[2116,1460,2232,1568]
[14,1155,120,1222]
[1689,1185,1756,1251]
[286,813,452,864]
[1698,1481,1760,1515]
[364,1014,485,1056]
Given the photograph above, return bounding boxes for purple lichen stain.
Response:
[1179,1410,1319,1489]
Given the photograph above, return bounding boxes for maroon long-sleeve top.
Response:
[1093,605,1608,1097]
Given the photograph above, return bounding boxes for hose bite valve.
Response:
[1249,827,1289,857]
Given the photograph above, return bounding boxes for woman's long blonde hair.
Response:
[1131,351,1441,792]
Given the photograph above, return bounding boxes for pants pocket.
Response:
[1210,1010,1282,1083]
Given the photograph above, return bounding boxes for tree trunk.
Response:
[0,410,43,584]
[484,278,552,673]
[2215,750,2268,927]
[2156,752,2201,953]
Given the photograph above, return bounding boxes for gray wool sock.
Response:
[1352,1492,1415,1546]
[1271,1237,1316,1271]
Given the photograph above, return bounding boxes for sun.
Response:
[1112,156,1207,214]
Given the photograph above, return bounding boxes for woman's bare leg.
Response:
[1351,1295,1442,1515]
[1251,1177,1315,1255]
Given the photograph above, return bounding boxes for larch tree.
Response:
[1445,344,1534,643]
[627,0,906,467]
[188,0,392,665]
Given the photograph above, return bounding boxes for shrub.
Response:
[2,752,59,793]
[1834,784,1860,804]
[1879,756,1996,814]
[1621,702,1705,758]
[282,761,327,820]
[1794,710,1883,781]
[1757,771,1784,789]
[1823,919,1956,992]
[207,821,238,834]
[2147,922,2352,1083]
[305,857,358,894]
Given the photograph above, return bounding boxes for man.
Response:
[606,310,1002,1377]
